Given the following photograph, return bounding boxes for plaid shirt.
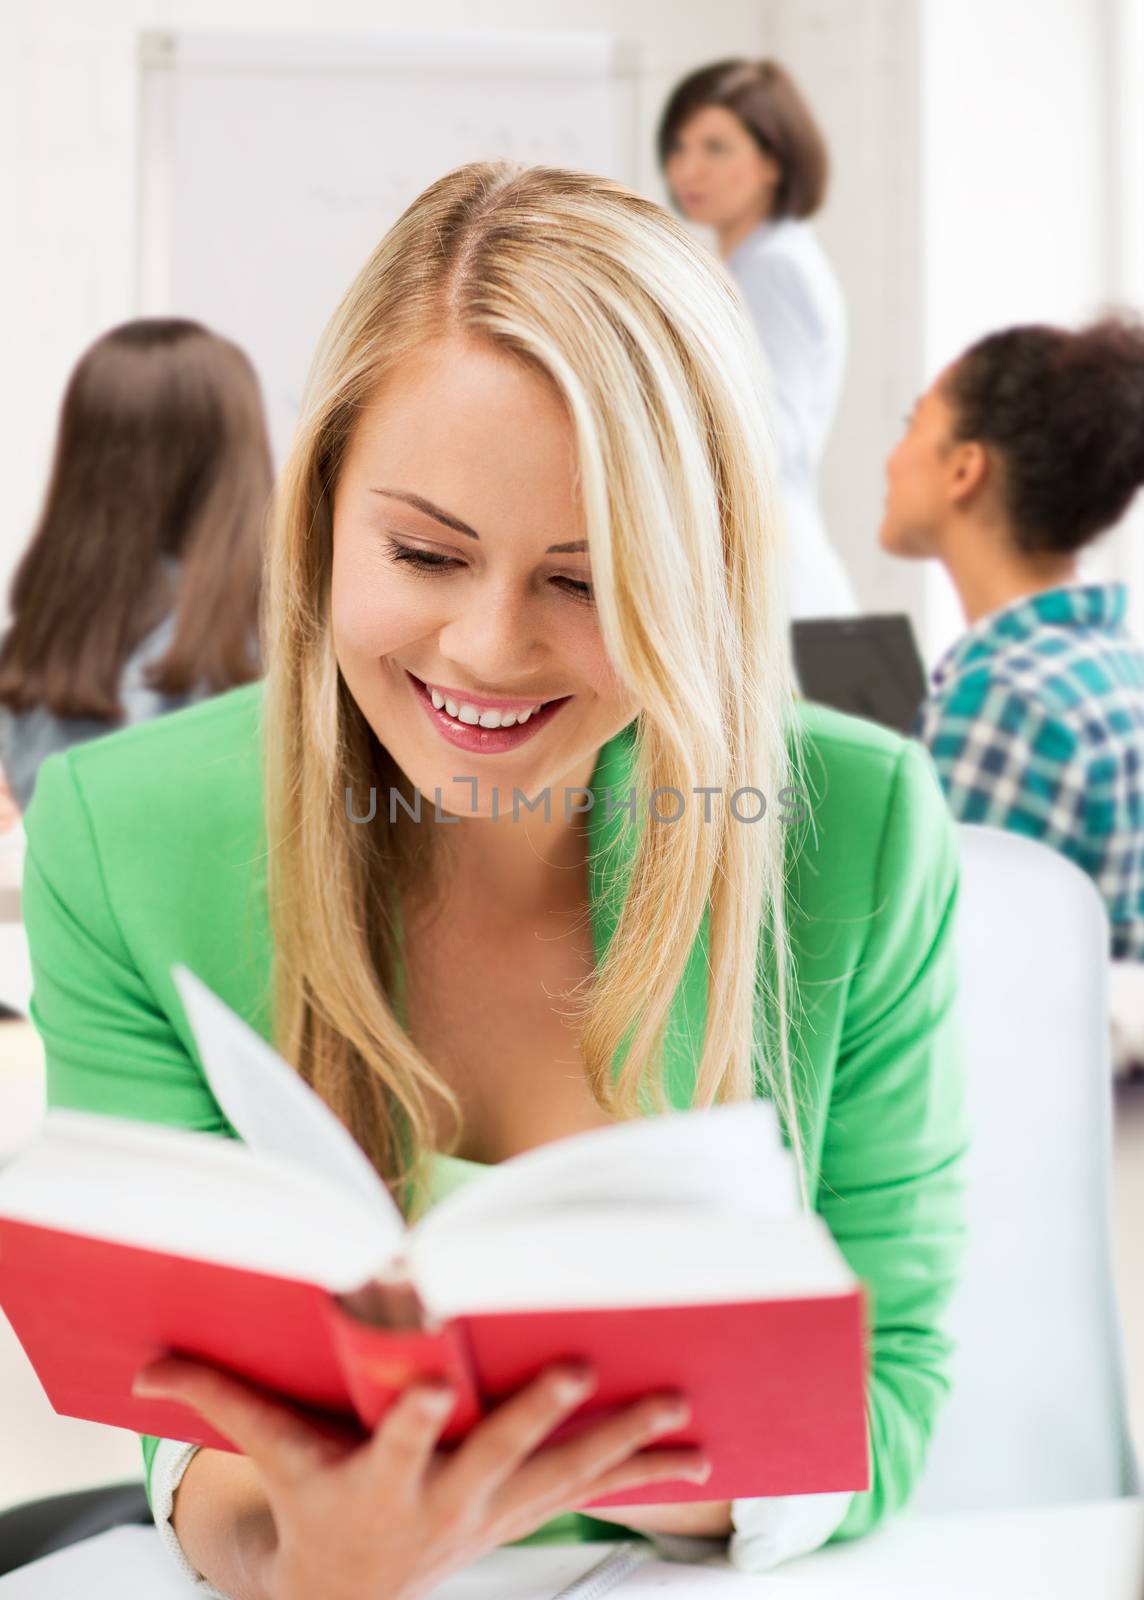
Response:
[913,582,1144,961]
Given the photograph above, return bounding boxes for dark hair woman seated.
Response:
[880,313,1144,959]
[0,318,272,810]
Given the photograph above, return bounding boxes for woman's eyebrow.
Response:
[369,487,587,554]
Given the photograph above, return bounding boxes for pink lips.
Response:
[406,671,570,755]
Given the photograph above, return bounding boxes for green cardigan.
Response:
[20,681,968,1546]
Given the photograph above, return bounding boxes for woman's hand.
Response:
[572,1499,733,1538]
[0,774,20,836]
[134,1356,711,1600]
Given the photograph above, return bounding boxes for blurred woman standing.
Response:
[659,59,859,620]
[0,319,271,809]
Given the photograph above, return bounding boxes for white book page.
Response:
[410,1211,853,1318]
[0,1110,388,1291]
[172,964,405,1247]
[412,1100,799,1249]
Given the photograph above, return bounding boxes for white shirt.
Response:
[726,218,859,621]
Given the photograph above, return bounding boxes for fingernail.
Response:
[132,1376,168,1399]
[418,1385,455,1417]
[554,1369,595,1405]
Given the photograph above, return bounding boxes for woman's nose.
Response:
[435,581,545,687]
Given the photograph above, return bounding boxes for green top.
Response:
[20,681,968,1547]
[409,1150,489,1224]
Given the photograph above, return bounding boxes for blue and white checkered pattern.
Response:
[914,582,1144,961]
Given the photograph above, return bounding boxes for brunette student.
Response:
[0,318,271,811]
[22,163,968,1597]
[659,59,859,620]
[882,315,1144,959]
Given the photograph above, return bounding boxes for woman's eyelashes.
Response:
[381,538,594,605]
[383,541,455,574]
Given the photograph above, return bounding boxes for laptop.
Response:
[791,614,930,736]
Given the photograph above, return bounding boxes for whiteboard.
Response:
[137,30,640,463]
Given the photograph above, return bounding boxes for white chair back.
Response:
[911,823,1138,1511]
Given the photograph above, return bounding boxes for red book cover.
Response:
[0,968,871,1506]
[0,1216,868,1505]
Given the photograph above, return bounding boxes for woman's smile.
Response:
[405,668,572,755]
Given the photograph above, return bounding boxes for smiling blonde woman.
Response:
[22,162,967,1599]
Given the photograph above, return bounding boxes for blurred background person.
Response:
[0,319,271,812]
[880,314,1144,959]
[658,58,859,622]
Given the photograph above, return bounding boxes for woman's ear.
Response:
[946,440,991,509]
[759,150,784,198]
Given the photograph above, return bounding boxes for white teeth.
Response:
[423,679,547,729]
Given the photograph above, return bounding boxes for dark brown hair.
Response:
[0,318,271,720]
[657,58,829,221]
[943,313,1144,557]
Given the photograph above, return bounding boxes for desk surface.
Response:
[0,1501,1140,1598]
[771,1498,1144,1596]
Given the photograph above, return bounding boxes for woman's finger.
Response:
[494,1393,693,1517]
[569,1448,713,1505]
[363,1381,461,1493]
[133,1356,355,1489]
[433,1365,596,1512]
[493,1450,712,1546]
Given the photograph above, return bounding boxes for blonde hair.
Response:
[262,161,808,1211]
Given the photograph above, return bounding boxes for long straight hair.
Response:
[263,162,808,1210]
[0,319,271,719]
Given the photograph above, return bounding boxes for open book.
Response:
[0,967,869,1507]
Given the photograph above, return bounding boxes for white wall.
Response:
[1110,0,1144,640]
[3,0,929,637]
[757,0,927,629]
[5,1,1137,660]
[918,0,1121,661]
[2,0,766,614]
